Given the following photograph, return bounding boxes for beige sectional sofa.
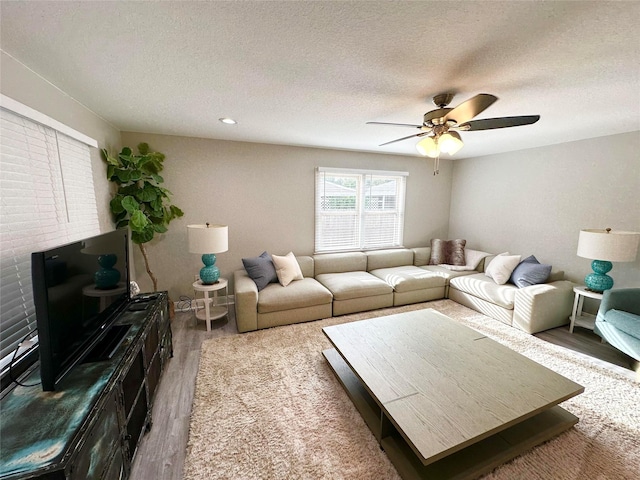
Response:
[234,247,574,335]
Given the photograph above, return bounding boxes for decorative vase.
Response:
[199,253,220,284]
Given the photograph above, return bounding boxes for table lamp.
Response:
[187,223,228,284]
[576,228,640,293]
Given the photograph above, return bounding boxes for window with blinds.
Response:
[315,167,407,253]
[0,105,100,376]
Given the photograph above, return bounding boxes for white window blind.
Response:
[315,167,407,253]
[0,106,99,369]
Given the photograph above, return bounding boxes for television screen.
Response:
[32,229,130,391]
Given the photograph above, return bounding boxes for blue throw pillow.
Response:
[509,255,552,288]
[242,251,278,291]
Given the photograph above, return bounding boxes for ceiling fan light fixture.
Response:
[416,136,439,158]
[439,131,464,155]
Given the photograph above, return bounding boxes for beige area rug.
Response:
[183,300,640,479]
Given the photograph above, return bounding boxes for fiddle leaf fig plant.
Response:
[102,143,184,291]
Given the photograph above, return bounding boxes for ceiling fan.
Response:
[367,93,540,174]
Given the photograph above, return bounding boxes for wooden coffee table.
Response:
[322,309,584,480]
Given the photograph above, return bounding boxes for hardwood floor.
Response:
[130,304,637,480]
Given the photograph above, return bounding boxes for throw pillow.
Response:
[510,255,552,288]
[464,249,491,269]
[429,239,466,266]
[242,251,278,291]
[485,253,521,285]
[272,252,304,287]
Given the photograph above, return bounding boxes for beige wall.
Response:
[449,132,640,313]
[121,132,453,298]
[0,51,121,232]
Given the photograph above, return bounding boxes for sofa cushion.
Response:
[366,249,413,271]
[412,247,431,266]
[603,309,640,338]
[257,278,332,314]
[370,266,445,293]
[242,251,278,291]
[315,271,393,301]
[450,273,517,309]
[485,253,521,285]
[510,255,552,288]
[272,252,304,287]
[314,252,367,275]
[420,265,479,283]
[429,239,466,265]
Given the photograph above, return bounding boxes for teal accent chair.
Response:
[594,288,640,361]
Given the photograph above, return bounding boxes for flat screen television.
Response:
[32,229,131,391]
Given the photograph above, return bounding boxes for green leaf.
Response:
[137,143,150,155]
[170,205,184,218]
[132,225,154,244]
[115,168,132,183]
[130,209,149,232]
[110,196,124,214]
[129,170,142,182]
[121,147,132,156]
[135,185,158,203]
[121,195,140,214]
[152,174,164,184]
[153,224,168,233]
[106,165,115,180]
[116,219,130,229]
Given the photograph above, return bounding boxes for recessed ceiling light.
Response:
[219,117,237,125]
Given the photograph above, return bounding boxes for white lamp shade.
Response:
[577,229,640,262]
[187,224,228,254]
[416,136,439,158]
[439,131,464,155]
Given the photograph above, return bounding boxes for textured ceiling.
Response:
[1,1,639,159]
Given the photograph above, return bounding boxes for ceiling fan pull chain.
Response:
[434,155,440,175]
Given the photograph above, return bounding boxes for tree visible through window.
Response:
[315,167,407,252]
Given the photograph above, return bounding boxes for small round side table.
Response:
[569,285,603,333]
[192,278,229,332]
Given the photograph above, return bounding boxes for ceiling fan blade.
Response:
[379,132,428,146]
[443,94,498,124]
[459,115,540,131]
[367,121,423,128]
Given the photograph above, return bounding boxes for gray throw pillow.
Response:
[429,239,466,266]
[509,255,552,288]
[242,251,278,291]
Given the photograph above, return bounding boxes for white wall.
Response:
[0,51,121,232]
[121,132,453,299]
[449,132,640,305]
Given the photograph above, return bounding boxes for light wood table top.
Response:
[323,309,584,467]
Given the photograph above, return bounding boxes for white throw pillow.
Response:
[464,249,491,269]
[271,252,304,287]
[485,253,521,285]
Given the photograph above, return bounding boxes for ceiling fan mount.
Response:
[367,92,540,174]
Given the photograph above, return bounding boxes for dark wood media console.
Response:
[0,292,172,480]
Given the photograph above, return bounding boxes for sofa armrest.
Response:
[234,269,258,333]
[512,280,574,334]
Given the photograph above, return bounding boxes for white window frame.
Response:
[0,95,99,380]
[315,167,408,253]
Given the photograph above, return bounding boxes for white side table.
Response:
[192,278,229,332]
[569,285,603,333]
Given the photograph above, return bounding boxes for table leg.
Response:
[204,290,211,332]
[570,292,580,333]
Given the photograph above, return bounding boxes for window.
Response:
[315,167,407,253]
[0,97,99,380]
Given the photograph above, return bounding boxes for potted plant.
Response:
[102,143,183,292]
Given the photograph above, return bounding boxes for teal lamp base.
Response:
[199,253,220,285]
[95,254,121,289]
[584,259,613,293]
